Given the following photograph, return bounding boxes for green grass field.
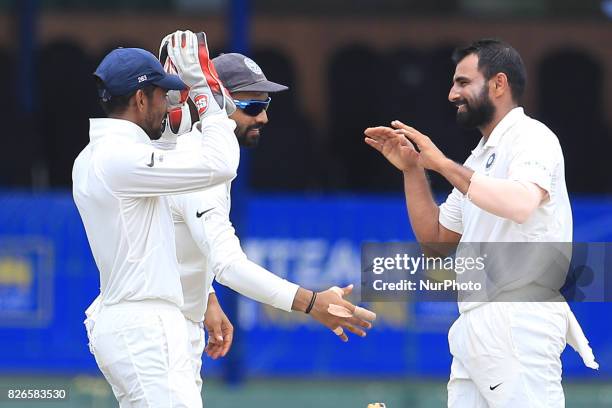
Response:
[1,376,611,407]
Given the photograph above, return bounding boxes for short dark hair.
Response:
[452,39,526,103]
[95,76,156,115]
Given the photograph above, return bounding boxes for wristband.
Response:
[305,291,317,314]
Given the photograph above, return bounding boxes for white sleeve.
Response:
[180,186,299,312]
[507,131,559,194]
[439,187,464,234]
[467,173,545,224]
[99,114,239,197]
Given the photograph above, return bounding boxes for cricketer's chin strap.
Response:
[326,286,377,337]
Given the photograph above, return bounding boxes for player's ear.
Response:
[492,73,508,98]
[134,89,147,112]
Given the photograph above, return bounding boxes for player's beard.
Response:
[235,125,262,148]
[144,110,164,141]
[455,83,496,129]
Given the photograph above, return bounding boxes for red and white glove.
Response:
[160,30,235,120]
[162,103,192,138]
[159,34,192,137]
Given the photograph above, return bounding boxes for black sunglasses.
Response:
[233,97,271,116]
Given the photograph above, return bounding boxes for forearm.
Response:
[214,258,299,312]
[436,158,474,194]
[204,209,300,312]
[403,166,442,243]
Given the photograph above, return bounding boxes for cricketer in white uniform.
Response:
[155,49,296,390]
[365,39,597,407]
[73,44,239,407]
[156,31,378,392]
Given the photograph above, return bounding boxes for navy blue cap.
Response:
[94,48,187,99]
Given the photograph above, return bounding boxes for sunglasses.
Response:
[233,97,271,116]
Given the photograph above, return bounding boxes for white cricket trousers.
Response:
[447,302,569,408]
[88,299,202,408]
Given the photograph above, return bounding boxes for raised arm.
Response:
[392,120,548,226]
[365,124,461,245]
[98,116,238,198]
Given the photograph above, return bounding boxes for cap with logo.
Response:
[94,47,187,100]
[212,53,288,93]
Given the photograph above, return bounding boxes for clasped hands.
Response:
[365,120,450,173]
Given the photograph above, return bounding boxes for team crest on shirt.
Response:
[486,153,496,169]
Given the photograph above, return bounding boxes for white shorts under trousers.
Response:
[447,302,569,408]
[88,300,202,408]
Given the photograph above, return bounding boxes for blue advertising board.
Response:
[0,191,611,378]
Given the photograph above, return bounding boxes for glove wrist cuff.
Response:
[190,87,223,119]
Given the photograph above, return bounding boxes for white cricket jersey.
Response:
[438,107,572,312]
[73,116,239,307]
[154,124,299,322]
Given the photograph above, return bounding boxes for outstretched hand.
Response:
[390,120,448,172]
[365,120,449,173]
[309,284,376,342]
[364,125,420,171]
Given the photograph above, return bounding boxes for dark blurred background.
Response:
[0,1,611,407]
[0,0,611,194]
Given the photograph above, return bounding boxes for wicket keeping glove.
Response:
[159,34,192,137]
[160,30,235,120]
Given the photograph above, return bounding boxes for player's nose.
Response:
[448,86,460,103]
[255,110,268,126]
